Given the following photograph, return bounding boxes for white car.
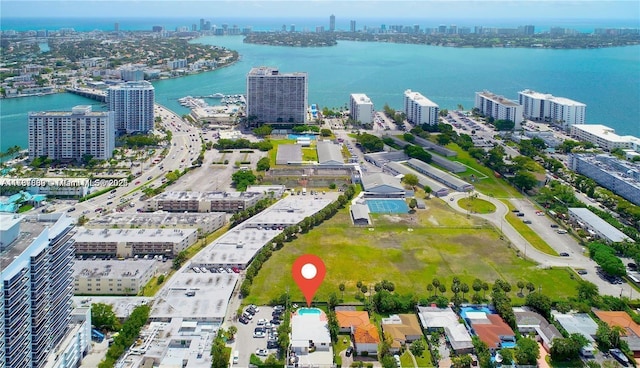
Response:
[257,318,268,326]
[253,331,265,338]
[256,349,268,356]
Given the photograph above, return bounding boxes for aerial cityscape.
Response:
[1,1,640,368]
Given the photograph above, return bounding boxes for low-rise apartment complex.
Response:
[570,124,640,153]
[569,153,640,206]
[73,259,157,295]
[73,227,198,257]
[144,190,264,213]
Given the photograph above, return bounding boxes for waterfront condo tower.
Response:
[246,67,308,126]
[1,214,78,368]
[518,89,586,130]
[403,89,440,126]
[107,80,155,134]
[330,15,336,32]
[350,93,374,125]
[28,105,115,163]
[474,91,523,125]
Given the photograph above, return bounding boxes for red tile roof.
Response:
[354,323,381,344]
[336,311,370,329]
[471,314,515,349]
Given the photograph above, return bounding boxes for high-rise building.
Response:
[1,214,79,368]
[28,105,115,162]
[350,20,356,32]
[246,67,308,126]
[350,93,374,125]
[518,89,586,130]
[329,15,336,32]
[403,89,440,126]
[107,81,155,134]
[474,91,523,124]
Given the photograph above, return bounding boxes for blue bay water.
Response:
[1,36,639,151]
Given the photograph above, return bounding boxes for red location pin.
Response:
[292,254,326,307]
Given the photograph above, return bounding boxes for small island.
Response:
[243,30,640,49]
[243,32,337,47]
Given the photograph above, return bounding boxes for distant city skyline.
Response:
[2,0,639,20]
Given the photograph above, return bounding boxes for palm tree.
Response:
[339,283,345,299]
[427,284,434,296]
[460,283,469,300]
[432,278,441,295]
[227,326,237,340]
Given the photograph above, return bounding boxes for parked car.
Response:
[253,331,266,338]
[577,269,588,275]
[345,347,353,357]
[559,252,570,257]
[267,340,279,349]
[256,349,268,356]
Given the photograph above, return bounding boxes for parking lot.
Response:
[230,306,282,367]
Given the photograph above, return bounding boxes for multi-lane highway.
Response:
[59,105,200,218]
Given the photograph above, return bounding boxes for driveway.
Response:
[446,192,631,297]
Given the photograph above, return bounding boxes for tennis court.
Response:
[366,199,409,214]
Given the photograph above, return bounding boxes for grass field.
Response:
[457,197,496,214]
[246,198,578,305]
[442,143,522,199]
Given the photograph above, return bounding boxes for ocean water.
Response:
[1,34,639,151]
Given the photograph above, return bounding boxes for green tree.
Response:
[576,280,599,301]
[402,173,419,189]
[339,283,345,299]
[253,124,273,137]
[513,170,538,191]
[408,198,418,210]
[211,330,230,368]
[231,169,257,191]
[525,292,552,319]
[91,303,121,331]
[227,325,238,340]
[320,128,332,137]
[409,338,426,357]
[256,157,271,171]
[515,336,540,365]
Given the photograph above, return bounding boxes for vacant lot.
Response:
[246,198,578,305]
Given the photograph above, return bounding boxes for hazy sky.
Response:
[2,0,639,20]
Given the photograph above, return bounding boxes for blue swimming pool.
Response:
[366,199,409,214]
[288,134,317,140]
[459,306,494,319]
[297,308,321,315]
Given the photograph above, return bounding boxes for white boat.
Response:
[212,93,224,98]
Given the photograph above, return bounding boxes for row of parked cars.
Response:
[192,266,240,274]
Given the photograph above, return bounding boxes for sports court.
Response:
[366,199,409,214]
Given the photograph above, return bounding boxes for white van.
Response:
[233,351,239,364]
[557,229,568,234]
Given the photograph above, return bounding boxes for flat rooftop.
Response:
[87,212,226,228]
[72,259,156,279]
[477,91,520,107]
[152,190,261,201]
[151,271,238,321]
[1,214,63,269]
[192,193,339,266]
[73,227,196,243]
[73,296,153,318]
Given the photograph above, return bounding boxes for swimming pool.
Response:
[288,134,317,141]
[366,199,409,214]
[297,308,322,315]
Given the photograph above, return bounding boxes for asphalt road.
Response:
[446,191,632,297]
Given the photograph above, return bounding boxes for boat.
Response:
[212,93,224,98]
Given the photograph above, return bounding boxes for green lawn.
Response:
[400,351,414,367]
[502,201,558,256]
[413,351,432,368]
[457,197,496,214]
[245,199,578,305]
[302,147,318,162]
[443,143,522,199]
